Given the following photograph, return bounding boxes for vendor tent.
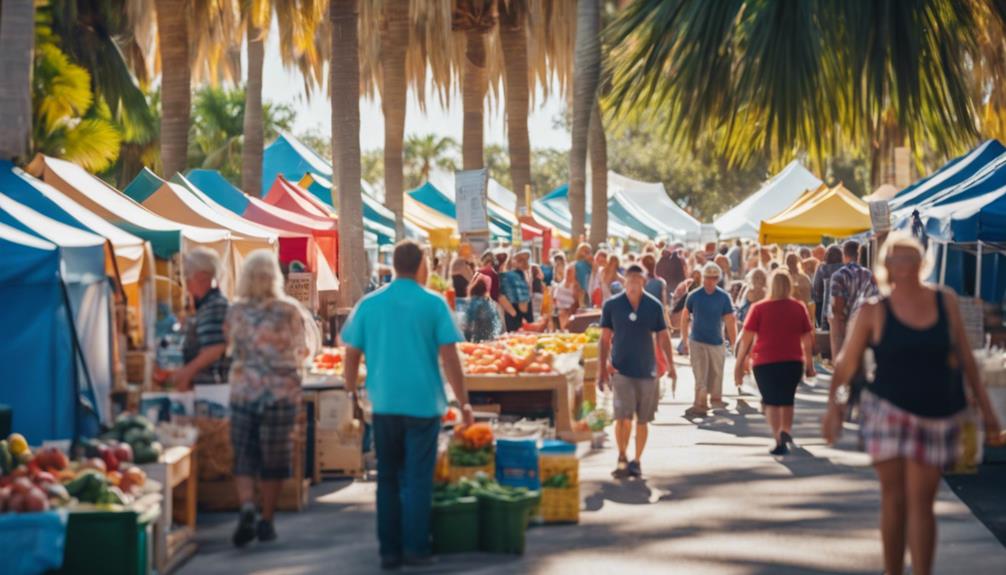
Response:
[863,184,898,202]
[759,184,870,245]
[0,164,156,349]
[404,194,459,249]
[0,196,113,432]
[890,139,1006,211]
[261,133,333,197]
[265,175,380,248]
[408,180,511,241]
[715,160,823,240]
[25,155,234,294]
[175,172,338,290]
[535,186,649,243]
[606,172,694,239]
[187,169,339,280]
[298,172,421,245]
[0,224,98,443]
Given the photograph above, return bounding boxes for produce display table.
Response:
[465,372,578,433]
[140,445,197,574]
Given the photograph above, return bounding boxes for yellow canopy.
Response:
[759,184,870,245]
[403,195,458,249]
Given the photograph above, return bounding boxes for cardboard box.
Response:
[127,351,154,389]
[317,390,354,430]
[317,428,363,473]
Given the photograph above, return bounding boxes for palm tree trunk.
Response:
[155,0,190,177]
[500,1,531,213]
[331,0,366,306]
[382,0,408,236]
[0,0,35,162]
[241,22,265,196]
[588,102,607,247]
[569,0,601,242]
[462,29,487,170]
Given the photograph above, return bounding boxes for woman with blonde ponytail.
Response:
[224,250,321,547]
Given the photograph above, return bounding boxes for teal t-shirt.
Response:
[340,279,464,418]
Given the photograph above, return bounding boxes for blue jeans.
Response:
[372,413,440,560]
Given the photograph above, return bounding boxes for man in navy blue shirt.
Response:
[598,265,676,479]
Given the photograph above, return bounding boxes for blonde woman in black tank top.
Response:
[822,232,1001,575]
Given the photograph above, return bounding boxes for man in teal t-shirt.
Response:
[342,241,474,569]
[681,263,737,417]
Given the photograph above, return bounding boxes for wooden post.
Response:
[939,241,948,286]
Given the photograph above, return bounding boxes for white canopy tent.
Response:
[603,172,701,240]
[714,160,823,240]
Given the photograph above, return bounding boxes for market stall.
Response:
[758,184,871,245]
[714,160,823,240]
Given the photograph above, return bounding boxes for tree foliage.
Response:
[188,86,295,182]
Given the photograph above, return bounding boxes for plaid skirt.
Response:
[230,400,298,480]
[859,389,965,469]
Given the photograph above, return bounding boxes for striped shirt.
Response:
[830,263,878,319]
[183,288,231,384]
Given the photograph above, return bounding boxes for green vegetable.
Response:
[0,440,11,475]
[542,473,570,488]
[67,470,109,503]
[448,443,492,467]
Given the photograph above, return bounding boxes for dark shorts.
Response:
[230,400,298,480]
[753,362,803,406]
[504,307,533,332]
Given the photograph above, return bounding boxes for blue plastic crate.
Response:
[495,438,540,489]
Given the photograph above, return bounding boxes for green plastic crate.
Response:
[477,491,540,554]
[431,496,479,554]
[55,505,158,575]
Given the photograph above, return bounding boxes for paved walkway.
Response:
[182,356,1006,574]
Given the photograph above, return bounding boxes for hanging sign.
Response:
[455,169,490,234]
[869,200,891,233]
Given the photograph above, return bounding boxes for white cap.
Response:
[702,262,722,278]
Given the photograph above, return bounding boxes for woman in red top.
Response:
[734,270,816,455]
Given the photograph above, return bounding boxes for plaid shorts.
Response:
[859,390,964,469]
[230,400,299,480]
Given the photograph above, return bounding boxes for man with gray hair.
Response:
[172,247,230,390]
[681,262,737,417]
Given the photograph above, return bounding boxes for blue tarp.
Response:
[0,221,83,444]
[891,139,1006,210]
[261,134,332,197]
[186,169,250,215]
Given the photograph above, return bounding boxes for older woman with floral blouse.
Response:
[226,250,320,547]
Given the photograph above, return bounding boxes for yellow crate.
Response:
[540,486,579,523]
[539,454,579,486]
[447,461,495,484]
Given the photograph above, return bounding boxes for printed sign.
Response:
[869,200,891,233]
[455,169,490,234]
[285,272,316,310]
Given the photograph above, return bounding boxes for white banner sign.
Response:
[455,169,490,234]
[869,200,891,233]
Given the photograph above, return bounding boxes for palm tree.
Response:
[32,38,122,172]
[153,0,190,177]
[605,1,993,177]
[588,102,607,246]
[379,0,409,236]
[453,0,496,170]
[404,134,459,187]
[190,86,295,183]
[331,0,366,305]
[569,0,601,242]
[0,0,36,161]
[498,0,530,212]
[240,0,325,196]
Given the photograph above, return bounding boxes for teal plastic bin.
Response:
[0,510,67,575]
[477,491,540,554]
[431,496,479,554]
[56,505,158,575]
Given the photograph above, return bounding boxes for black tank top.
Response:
[870,291,966,418]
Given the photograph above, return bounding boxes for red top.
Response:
[744,299,813,366]
[479,266,501,301]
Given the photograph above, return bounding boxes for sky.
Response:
[260,26,571,152]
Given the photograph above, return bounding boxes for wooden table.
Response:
[465,371,579,433]
[140,445,197,574]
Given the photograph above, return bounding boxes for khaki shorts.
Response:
[612,373,660,423]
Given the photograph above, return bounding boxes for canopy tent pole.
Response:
[976,241,983,300]
[939,241,948,286]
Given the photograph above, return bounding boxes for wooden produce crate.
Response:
[464,372,577,433]
[140,445,198,574]
[317,427,364,479]
[127,350,155,390]
[539,454,580,524]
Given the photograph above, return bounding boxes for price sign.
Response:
[285,272,316,310]
[455,169,489,234]
[870,200,891,233]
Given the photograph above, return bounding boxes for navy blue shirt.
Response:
[600,292,668,378]
[685,287,734,346]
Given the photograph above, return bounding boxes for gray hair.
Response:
[235,250,322,357]
[183,247,220,280]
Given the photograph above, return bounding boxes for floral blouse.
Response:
[226,299,310,405]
